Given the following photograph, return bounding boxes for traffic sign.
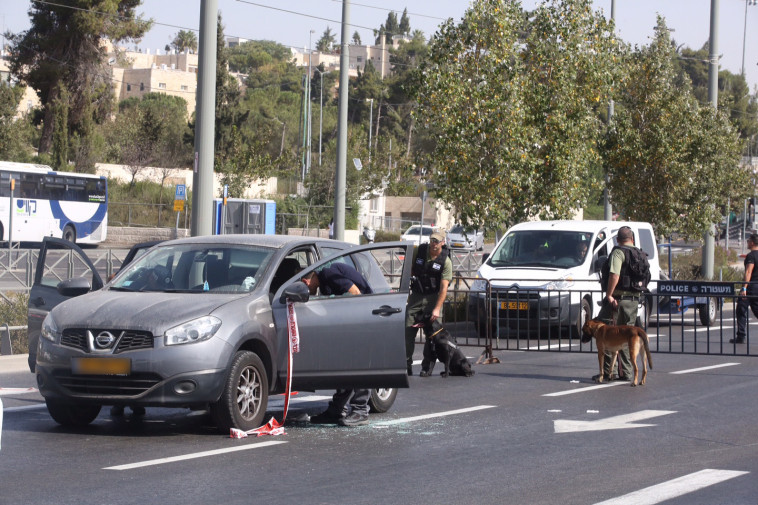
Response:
[175,184,186,200]
[173,200,185,212]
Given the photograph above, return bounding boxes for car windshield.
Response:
[405,226,432,236]
[487,230,593,269]
[110,243,275,293]
[449,225,476,235]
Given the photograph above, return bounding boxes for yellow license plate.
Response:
[452,242,464,248]
[500,301,528,310]
[71,357,131,376]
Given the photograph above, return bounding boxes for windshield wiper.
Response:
[109,286,135,292]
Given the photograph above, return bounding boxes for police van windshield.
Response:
[487,231,593,269]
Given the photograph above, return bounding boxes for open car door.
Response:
[272,241,413,391]
[27,237,104,372]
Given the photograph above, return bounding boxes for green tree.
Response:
[375,11,400,45]
[316,27,336,53]
[605,17,749,238]
[352,31,362,46]
[0,85,36,161]
[217,125,273,198]
[51,85,70,170]
[171,29,198,53]
[7,0,151,155]
[413,0,621,232]
[399,9,411,35]
[677,44,758,156]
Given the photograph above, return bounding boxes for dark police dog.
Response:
[581,319,653,386]
[413,312,474,378]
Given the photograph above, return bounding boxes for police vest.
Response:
[412,243,449,295]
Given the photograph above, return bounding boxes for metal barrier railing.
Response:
[432,278,758,357]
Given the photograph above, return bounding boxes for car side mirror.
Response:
[482,252,490,263]
[57,277,92,297]
[281,281,310,304]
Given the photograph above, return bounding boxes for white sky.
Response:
[2,1,757,92]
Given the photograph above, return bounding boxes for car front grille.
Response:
[52,371,163,397]
[61,329,154,354]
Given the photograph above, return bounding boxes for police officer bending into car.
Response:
[405,231,453,376]
[302,262,374,427]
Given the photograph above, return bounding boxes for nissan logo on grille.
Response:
[94,331,117,349]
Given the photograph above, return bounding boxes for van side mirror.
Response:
[482,253,490,263]
[593,256,607,273]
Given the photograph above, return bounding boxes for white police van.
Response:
[469,220,661,338]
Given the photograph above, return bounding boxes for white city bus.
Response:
[0,161,107,244]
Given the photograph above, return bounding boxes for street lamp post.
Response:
[742,0,757,76]
[307,29,315,177]
[313,67,327,166]
[366,98,374,164]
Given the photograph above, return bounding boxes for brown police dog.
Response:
[581,319,653,387]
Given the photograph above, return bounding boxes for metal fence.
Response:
[432,278,758,358]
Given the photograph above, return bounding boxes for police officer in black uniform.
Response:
[303,263,374,427]
[405,230,453,376]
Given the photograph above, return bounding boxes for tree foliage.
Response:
[170,29,198,53]
[413,0,621,232]
[7,0,150,155]
[605,18,749,238]
[316,27,336,53]
[0,85,36,161]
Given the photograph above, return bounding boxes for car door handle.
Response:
[372,305,402,316]
[32,296,45,307]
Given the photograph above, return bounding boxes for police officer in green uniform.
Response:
[405,230,453,376]
[596,226,640,381]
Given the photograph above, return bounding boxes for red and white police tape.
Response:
[230,301,300,439]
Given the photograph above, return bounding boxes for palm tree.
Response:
[171,30,198,53]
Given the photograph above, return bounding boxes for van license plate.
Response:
[71,358,130,376]
[500,301,528,310]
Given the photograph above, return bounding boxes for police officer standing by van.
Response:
[405,230,453,376]
[596,226,643,381]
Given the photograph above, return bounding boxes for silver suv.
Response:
[28,236,412,432]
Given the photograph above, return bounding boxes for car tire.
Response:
[62,224,76,243]
[211,351,269,434]
[698,297,717,326]
[45,399,101,427]
[368,388,397,413]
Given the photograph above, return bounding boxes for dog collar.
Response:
[428,327,444,338]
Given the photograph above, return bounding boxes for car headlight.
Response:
[470,277,488,292]
[41,313,61,343]
[164,316,222,346]
[542,275,574,291]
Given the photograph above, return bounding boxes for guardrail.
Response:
[429,278,758,357]
[0,324,27,355]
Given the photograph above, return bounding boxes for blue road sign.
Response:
[175,184,186,200]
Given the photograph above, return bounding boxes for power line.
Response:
[328,0,446,22]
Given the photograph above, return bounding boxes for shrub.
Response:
[0,291,30,354]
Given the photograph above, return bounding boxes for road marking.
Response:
[554,410,676,433]
[373,405,496,426]
[670,362,740,374]
[592,468,749,505]
[3,404,46,413]
[103,440,287,470]
[521,343,579,350]
[0,387,38,396]
[543,382,624,397]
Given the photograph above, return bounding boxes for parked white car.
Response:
[446,224,484,251]
[400,225,436,246]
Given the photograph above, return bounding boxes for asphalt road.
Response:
[2,342,757,505]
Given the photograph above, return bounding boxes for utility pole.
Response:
[367,98,374,165]
[702,0,719,279]
[603,0,615,221]
[333,0,350,241]
[191,0,218,237]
